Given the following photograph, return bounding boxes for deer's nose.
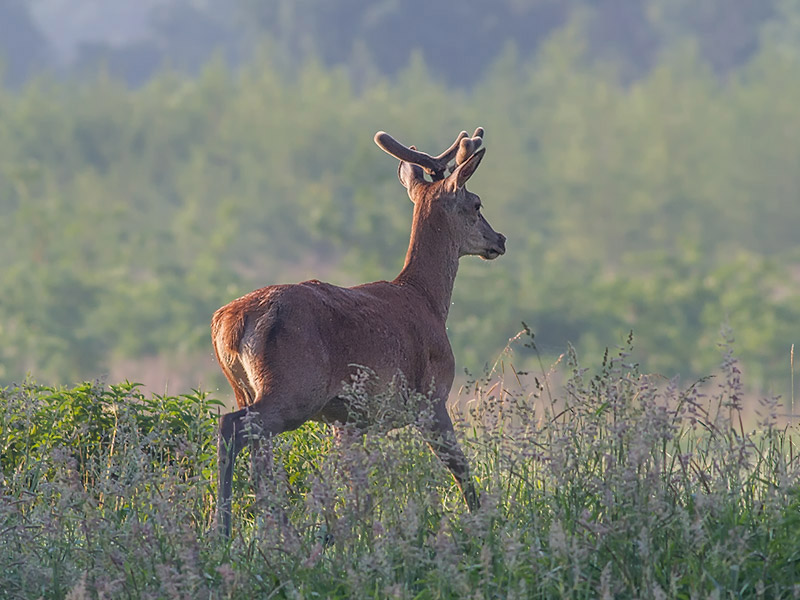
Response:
[497,233,506,253]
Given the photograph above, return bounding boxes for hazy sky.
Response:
[30,0,160,60]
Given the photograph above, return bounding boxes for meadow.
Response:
[3,6,800,597]
[2,331,798,599]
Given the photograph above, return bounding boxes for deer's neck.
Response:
[394,207,459,322]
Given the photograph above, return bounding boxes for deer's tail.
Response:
[211,305,246,364]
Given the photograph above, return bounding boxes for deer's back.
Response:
[212,279,454,405]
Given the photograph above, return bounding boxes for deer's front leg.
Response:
[424,399,480,511]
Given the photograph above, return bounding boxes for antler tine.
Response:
[433,131,469,164]
[374,131,446,176]
[455,137,482,166]
[453,126,485,166]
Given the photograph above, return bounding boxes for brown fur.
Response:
[214,129,506,535]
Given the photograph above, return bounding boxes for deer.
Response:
[211,127,506,535]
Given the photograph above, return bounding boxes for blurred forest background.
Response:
[1,0,799,402]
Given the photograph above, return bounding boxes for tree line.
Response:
[3,0,796,87]
[0,24,798,398]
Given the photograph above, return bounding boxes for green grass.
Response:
[2,336,799,599]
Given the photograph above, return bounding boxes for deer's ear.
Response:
[398,161,425,197]
[448,148,485,191]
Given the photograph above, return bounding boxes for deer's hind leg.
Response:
[217,382,331,536]
[216,394,291,536]
[216,334,331,535]
[215,351,272,535]
[217,407,248,535]
[333,425,375,519]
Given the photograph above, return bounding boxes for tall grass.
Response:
[1,335,799,599]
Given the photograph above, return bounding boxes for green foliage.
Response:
[1,26,799,392]
[0,380,222,489]
[2,343,799,598]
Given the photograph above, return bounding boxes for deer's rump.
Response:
[212,279,453,422]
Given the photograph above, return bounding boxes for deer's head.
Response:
[375,128,506,260]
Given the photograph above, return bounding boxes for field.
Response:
[4,4,800,598]
[2,333,799,599]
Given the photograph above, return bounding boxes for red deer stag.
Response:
[212,127,506,535]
